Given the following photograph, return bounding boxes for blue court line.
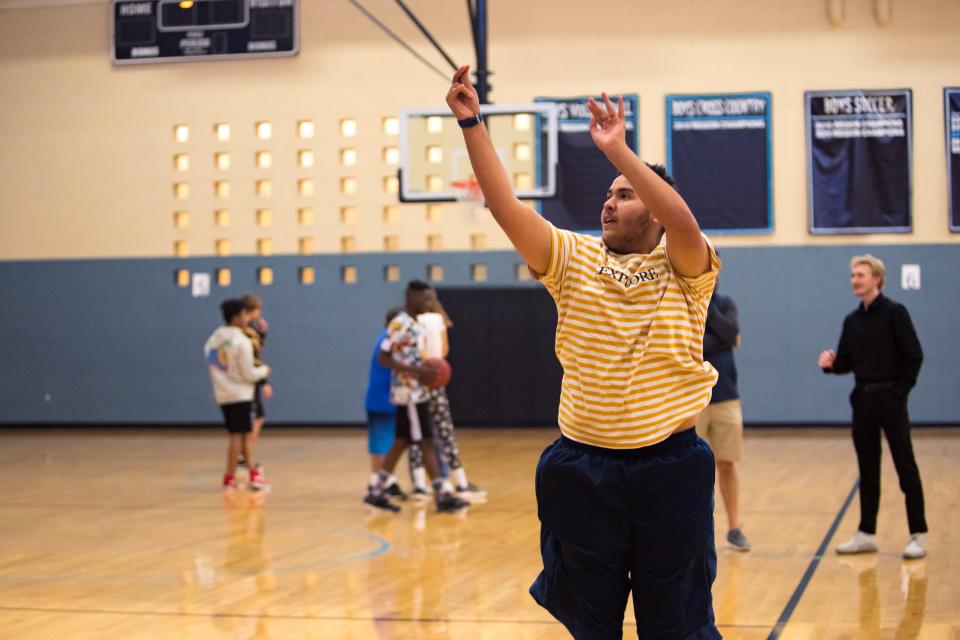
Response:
[268,530,391,572]
[766,479,859,640]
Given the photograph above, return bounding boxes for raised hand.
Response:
[587,92,626,153]
[446,64,481,120]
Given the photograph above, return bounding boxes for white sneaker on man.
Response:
[902,533,927,559]
[836,531,878,554]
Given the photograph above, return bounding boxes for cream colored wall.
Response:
[0,0,958,260]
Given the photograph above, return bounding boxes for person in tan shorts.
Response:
[695,288,750,551]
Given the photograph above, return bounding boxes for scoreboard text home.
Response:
[113,0,298,65]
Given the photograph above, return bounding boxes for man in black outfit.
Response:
[818,254,927,559]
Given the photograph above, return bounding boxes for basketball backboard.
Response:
[397,103,558,203]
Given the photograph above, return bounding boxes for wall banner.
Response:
[806,89,912,234]
[535,95,639,232]
[665,92,773,233]
[946,88,960,232]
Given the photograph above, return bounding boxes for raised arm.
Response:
[447,65,552,274]
[587,93,710,277]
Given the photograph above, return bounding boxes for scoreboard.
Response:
[113,0,298,65]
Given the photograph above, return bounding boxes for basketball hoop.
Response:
[451,179,484,206]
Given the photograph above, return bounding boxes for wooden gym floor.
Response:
[0,427,957,639]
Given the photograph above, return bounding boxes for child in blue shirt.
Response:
[365,309,401,493]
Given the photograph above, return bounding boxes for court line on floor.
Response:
[0,502,525,515]
[0,501,844,517]
[0,604,773,630]
[0,526,390,583]
[0,605,559,625]
[766,479,859,640]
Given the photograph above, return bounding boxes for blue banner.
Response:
[946,88,960,232]
[535,95,639,232]
[665,93,772,233]
[806,89,912,234]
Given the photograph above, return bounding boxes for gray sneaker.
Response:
[727,528,751,552]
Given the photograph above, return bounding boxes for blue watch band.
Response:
[457,113,484,128]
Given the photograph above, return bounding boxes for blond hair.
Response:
[850,254,885,289]
[242,293,263,311]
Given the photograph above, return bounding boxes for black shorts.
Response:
[221,401,253,434]
[395,401,434,441]
[253,381,265,419]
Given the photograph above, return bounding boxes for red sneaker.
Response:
[248,468,271,492]
[222,473,237,490]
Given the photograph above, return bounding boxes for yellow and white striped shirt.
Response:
[539,224,721,449]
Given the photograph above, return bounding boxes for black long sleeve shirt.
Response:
[824,293,923,399]
[703,293,739,403]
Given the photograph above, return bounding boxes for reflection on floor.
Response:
[0,427,957,639]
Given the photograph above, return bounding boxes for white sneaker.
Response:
[836,531,878,555]
[903,533,927,559]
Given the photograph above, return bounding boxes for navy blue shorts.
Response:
[530,429,721,640]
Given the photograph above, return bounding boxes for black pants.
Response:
[850,387,927,535]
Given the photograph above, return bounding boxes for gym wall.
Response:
[0,0,958,425]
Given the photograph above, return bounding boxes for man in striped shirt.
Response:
[448,67,721,639]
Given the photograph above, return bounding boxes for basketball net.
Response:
[450,179,487,220]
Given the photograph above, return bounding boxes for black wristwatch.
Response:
[457,113,484,129]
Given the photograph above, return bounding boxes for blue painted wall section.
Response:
[0,246,957,425]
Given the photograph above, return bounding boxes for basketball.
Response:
[424,358,452,388]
